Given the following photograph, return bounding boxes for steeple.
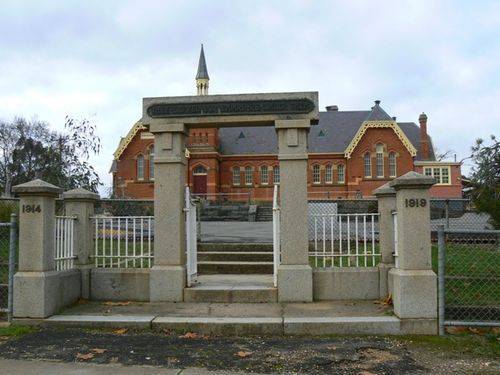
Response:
[196,44,209,95]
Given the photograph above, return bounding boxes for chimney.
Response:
[325,105,339,111]
[419,112,430,160]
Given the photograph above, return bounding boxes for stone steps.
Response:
[198,261,273,274]
[184,287,277,303]
[198,251,272,262]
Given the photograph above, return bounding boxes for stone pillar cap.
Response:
[373,182,396,196]
[12,179,62,197]
[389,171,435,190]
[63,188,100,201]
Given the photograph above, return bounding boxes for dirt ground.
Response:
[0,328,498,374]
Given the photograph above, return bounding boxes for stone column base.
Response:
[14,271,60,318]
[278,264,313,302]
[378,262,395,299]
[149,265,186,302]
[79,265,92,300]
[389,268,437,319]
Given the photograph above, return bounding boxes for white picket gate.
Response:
[54,216,77,271]
[185,186,198,287]
[272,185,280,287]
[392,210,398,268]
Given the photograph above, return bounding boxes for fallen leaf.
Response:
[76,352,95,360]
[104,301,132,306]
[179,332,200,339]
[109,357,119,364]
[112,328,128,335]
[91,348,107,354]
[104,309,111,314]
[235,351,252,358]
[327,346,337,350]
[77,298,89,305]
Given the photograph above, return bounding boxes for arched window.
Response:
[137,154,144,180]
[193,165,207,175]
[312,164,321,184]
[389,151,397,177]
[364,152,371,178]
[337,164,345,184]
[376,143,384,177]
[260,165,269,185]
[232,166,240,185]
[273,166,280,185]
[325,164,333,183]
[245,166,253,185]
[149,146,154,180]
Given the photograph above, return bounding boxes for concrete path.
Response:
[200,221,272,243]
[0,359,247,374]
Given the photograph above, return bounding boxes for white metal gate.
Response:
[185,186,198,287]
[272,185,280,287]
[392,210,398,268]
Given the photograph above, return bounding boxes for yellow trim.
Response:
[344,120,417,159]
[113,120,146,160]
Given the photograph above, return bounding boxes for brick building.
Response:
[110,47,462,201]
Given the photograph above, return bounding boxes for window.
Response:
[423,166,451,185]
[232,167,240,185]
[364,152,371,178]
[376,144,384,178]
[325,164,333,183]
[312,164,321,184]
[137,154,144,180]
[194,165,207,174]
[149,146,154,180]
[389,152,396,177]
[245,166,253,185]
[337,164,345,184]
[273,166,280,185]
[260,165,269,185]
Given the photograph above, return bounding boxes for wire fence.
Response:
[437,227,500,331]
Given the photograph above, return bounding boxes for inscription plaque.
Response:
[147,98,315,118]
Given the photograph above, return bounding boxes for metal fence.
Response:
[0,214,17,321]
[54,216,76,271]
[92,216,154,268]
[437,226,500,333]
[309,213,380,267]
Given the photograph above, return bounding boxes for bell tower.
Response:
[196,44,209,95]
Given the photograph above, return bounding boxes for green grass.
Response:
[309,241,381,268]
[0,325,37,337]
[92,238,153,268]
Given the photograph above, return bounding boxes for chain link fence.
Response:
[437,227,500,332]
[430,199,494,232]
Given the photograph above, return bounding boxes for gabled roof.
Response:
[113,120,145,160]
[196,44,209,80]
[365,100,393,121]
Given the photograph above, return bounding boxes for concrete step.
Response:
[184,287,278,303]
[198,243,273,253]
[198,261,274,274]
[198,251,273,262]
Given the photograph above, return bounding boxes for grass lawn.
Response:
[92,238,153,268]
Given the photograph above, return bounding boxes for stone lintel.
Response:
[389,171,435,190]
[148,122,187,134]
[278,154,309,161]
[63,188,100,202]
[373,182,396,197]
[155,157,187,165]
[275,119,311,129]
[12,179,62,197]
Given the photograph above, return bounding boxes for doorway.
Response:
[192,165,207,196]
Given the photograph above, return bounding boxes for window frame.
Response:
[149,146,155,180]
[312,164,321,184]
[136,154,145,181]
[260,165,269,185]
[423,166,452,185]
[364,152,372,178]
[388,151,397,178]
[376,144,384,178]
[244,166,253,186]
[232,166,241,186]
[273,166,280,185]
[325,164,333,184]
[337,164,345,184]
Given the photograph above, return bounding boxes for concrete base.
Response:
[13,269,80,318]
[277,265,313,302]
[390,268,437,319]
[378,263,394,299]
[149,265,186,302]
[79,266,92,300]
[284,316,401,335]
[45,315,155,329]
[400,318,438,335]
[91,268,150,301]
[313,268,379,300]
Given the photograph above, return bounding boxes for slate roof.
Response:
[219,106,435,160]
[196,44,209,80]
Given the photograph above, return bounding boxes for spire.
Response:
[196,44,209,95]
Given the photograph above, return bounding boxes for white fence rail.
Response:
[92,216,154,268]
[54,216,77,271]
[309,213,380,267]
[185,187,198,287]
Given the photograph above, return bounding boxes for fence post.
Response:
[388,171,437,334]
[63,188,100,299]
[437,224,446,336]
[7,213,17,322]
[274,119,313,302]
[373,183,396,298]
[11,179,62,318]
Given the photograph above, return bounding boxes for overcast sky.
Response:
[1,0,499,192]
